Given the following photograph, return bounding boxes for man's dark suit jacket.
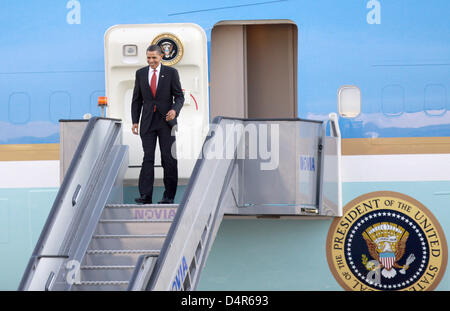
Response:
[131,64,184,135]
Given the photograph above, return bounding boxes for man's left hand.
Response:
[166,109,176,121]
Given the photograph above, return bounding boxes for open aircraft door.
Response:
[104,23,209,183]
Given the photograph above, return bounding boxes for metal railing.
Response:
[129,115,341,291]
[19,117,128,290]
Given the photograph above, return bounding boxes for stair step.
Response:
[89,234,167,250]
[86,249,161,255]
[98,219,173,223]
[101,205,178,220]
[95,219,173,235]
[79,280,129,285]
[81,265,135,269]
[105,204,179,208]
[93,234,167,238]
[82,249,159,266]
[79,265,136,282]
[71,280,129,291]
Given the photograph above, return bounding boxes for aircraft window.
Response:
[424,84,446,116]
[338,85,361,118]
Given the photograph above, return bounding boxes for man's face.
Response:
[147,50,162,69]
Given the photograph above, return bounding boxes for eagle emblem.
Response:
[161,41,175,59]
[151,33,184,66]
[362,222,415,279]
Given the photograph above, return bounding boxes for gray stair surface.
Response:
[71,203,178,291]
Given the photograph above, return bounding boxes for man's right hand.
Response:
[132,123,139,135]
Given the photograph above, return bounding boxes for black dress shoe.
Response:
[135,195,152,204]
[158,198,174,204]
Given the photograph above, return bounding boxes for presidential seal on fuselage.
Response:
[326,191,447,291]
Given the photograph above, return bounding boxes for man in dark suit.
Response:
[131,45,184,204]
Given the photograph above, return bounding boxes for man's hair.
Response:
[147,44,162,54]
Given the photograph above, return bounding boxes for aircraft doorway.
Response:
[211,20,298,119]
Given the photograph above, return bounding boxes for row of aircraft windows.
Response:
[3,84,449,124]
[6,91,105,124]
[339,84,448,118]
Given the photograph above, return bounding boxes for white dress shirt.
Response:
[148,63,161,89]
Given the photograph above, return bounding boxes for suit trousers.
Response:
[138,112,178,200]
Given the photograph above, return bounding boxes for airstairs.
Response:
[72,203,177,290]
[19,115,341,291]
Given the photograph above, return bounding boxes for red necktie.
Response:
[150,69,157,97]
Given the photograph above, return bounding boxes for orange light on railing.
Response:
[98,96,108,106]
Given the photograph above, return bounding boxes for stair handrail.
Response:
[18,117,124,290]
